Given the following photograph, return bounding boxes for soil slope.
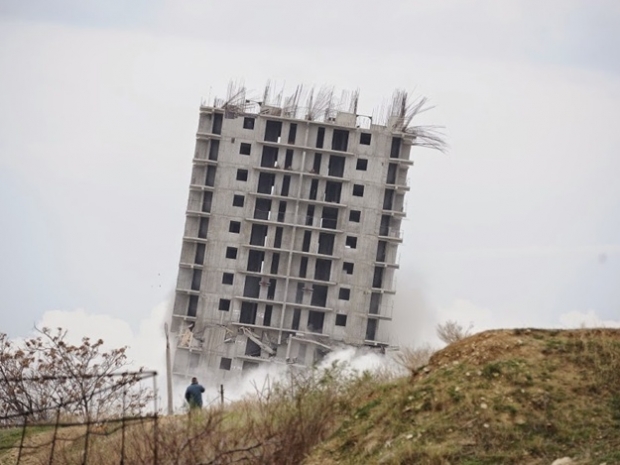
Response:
[306,328,620,464]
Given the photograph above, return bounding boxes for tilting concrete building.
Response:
[170,85,442,382]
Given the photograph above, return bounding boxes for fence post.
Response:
[220,384,224,405]
[48,407,61,465]
[16,415,27,465]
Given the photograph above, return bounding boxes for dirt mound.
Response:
[429,328,620,369]
[307,328,620,465]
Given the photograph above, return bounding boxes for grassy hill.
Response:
[1,328,619,464]
[306,328,620,464]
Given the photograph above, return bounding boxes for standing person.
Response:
[185,377,205,409]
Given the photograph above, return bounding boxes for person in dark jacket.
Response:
[185,377,205,409]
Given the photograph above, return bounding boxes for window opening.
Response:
[352,184,364,197]
[311,285,328,307]
[356,159,368,171]
[343,262,354,274]
[202,191,213,213]
[335,314,347,326]
[205,165,217,186]
[379,215,391,236]
[338,288,350,300]
[390,137,402,158]
[243,361,259,371]
[372,267,384,288]
[236,169,248,181]
[245,338,261,357]
[220,357,232,370]
[307,311,325,333]
[264,120,282,142]
[229,221,241,233]
[285,149,294,169]
[240,301,257,324]
[309,179,319,200]
[324,182,342,203]
[299,256,308,278]
[212,113,223,134]
[288,123,297,144]
[208,140,220,160]
[194,243,206,264]
[219,299,231,311]
[257,172,275,194]
[264,305,273,326]
[314,259,332,281]
[187,295,198,317]
[233,195,245,207]
[369,292,382,314]
[243,276,261,298]
[386,163,397,184]
[383,189,395,210]
[302,231,312,252]
[261,146,279,167]
[321,207,338,229]
[267,279,276,300]
[318,233,335,255]
[328,155,345,177]
[277,201,287,223]
[270,253,280,274]
[316,127,325,148]
[345,236,357,249]
[292,308,301,330]
[365,319,377,341]
[222,273,234,285]
[281,175,291,196]
[376,240,387,262]
[360,132,372,145]
[254,198,272,220]
[250,224,268,246]
[226,247,238,259]
[247,250,265,272]
[312,153,322,173]
[305,205,315,226]
[331,129,349,152]
[274,227,283,248]
[191,269,202,291]
[243,117,255,129]
[239,143,251,155]
[198,217,209,239]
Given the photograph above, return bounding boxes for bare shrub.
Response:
[86,362,367,465]
[436,320,473,345]
[394,345,436,374]
[0,327,148,424]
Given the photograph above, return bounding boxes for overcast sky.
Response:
[1,1,619,368]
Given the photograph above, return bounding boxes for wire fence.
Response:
[0,371,158,465]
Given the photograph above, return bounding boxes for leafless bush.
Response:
[436,320,473,345]
[0,327,148,424]
[68,362,365,464]
[393,345,436,374]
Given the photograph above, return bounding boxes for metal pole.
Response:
[220,384,224,406]
[164,323,173,415]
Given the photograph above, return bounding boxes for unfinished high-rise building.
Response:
[170,84,443,382]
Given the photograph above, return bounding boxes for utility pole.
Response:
[164,323,174,415]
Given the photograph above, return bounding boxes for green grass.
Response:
[0,428,22,453]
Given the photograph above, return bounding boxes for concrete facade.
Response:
[170,88,419,382]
